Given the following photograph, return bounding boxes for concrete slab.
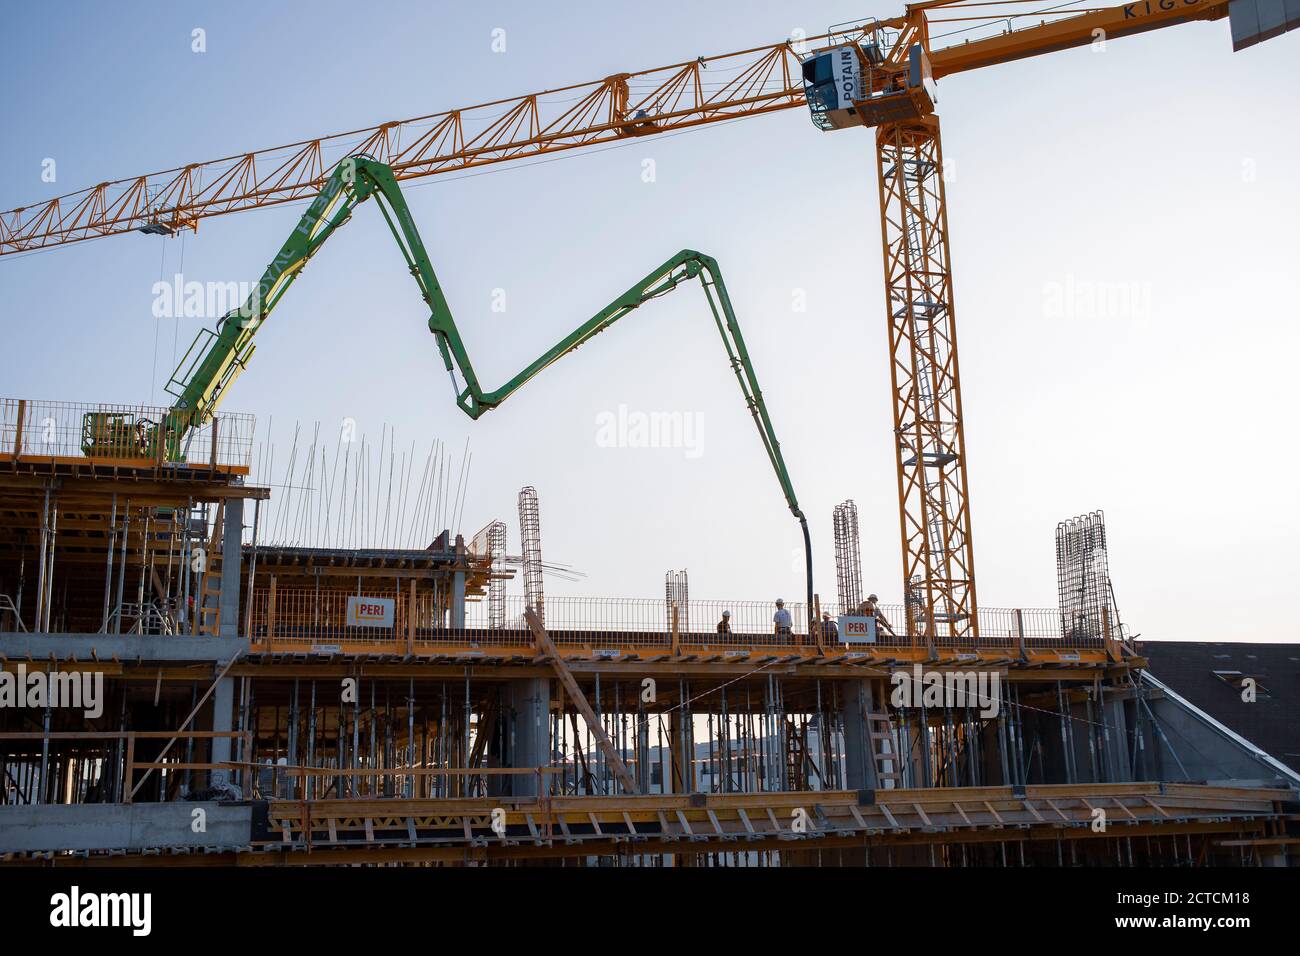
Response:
[0,633,247,662]
[0,802,253,852]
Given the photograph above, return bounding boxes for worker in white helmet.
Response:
[773,598,792,638]
[716,610,732,635]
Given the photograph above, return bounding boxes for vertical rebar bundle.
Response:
[487,520,507,629]
[832,500,862,614]
[1055,511,1120,641]
[469,519,511,629]
[664,569,689,633]
[518,486,544,624]
[249,421,472,550]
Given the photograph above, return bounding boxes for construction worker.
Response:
[773,598,792,638]
[133,419,151,456]
[820,611,838,642]
[716,610,732,635]
[858,593,896,638]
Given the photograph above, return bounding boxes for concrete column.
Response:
[510,678,550,798]
[218,498,243,638]
[841,680,876,791]
[1102,692,1132,783]
[451,534,467,630]
[637,711,650,794]
[209,671,235,790]
[452,571,466,630]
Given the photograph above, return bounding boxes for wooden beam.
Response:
[526,607,638,795]
[11,400,26,460]
[128,654,241,801]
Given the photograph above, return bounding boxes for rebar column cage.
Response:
[832,500,863,613]
[518,486,544,624]
[487,520,507,629]
[876,115,978,641]
[665,569,689,633]
[1056,510,1120,643]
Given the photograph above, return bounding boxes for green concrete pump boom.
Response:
[142,155,814,627]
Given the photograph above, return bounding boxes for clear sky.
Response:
[2,1,1297,642]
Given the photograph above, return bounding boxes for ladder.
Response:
[867,711,902,789]
[196,502,224,636]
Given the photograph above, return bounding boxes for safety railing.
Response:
[818,603,1105,650]
[0,396,255,470]
[248,590,829,650]
[0,730,248,805]
[247,588,1104,652]
[276,765,562,801]
[249,585,416,649]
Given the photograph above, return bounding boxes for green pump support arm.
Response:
[165,158,365,431]
[156,155,815,630]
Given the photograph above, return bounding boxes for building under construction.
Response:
[2,1,1298,870]
[0,398,1295,868]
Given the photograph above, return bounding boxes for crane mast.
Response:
[878,114,976,643]
[794,0,1281,640]
[801,15,977,641]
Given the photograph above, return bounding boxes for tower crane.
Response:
[2,0,1292,642]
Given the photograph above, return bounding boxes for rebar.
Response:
[518,486,544,623]
[1055,511,1122,642]
[832,500,862,614]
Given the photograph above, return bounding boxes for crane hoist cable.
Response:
[117,154,815,629]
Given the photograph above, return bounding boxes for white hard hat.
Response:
[868,593,878,602]
[776,598,785,605]
[722,610,731,617]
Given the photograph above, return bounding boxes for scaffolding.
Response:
[0,406,1293,869]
